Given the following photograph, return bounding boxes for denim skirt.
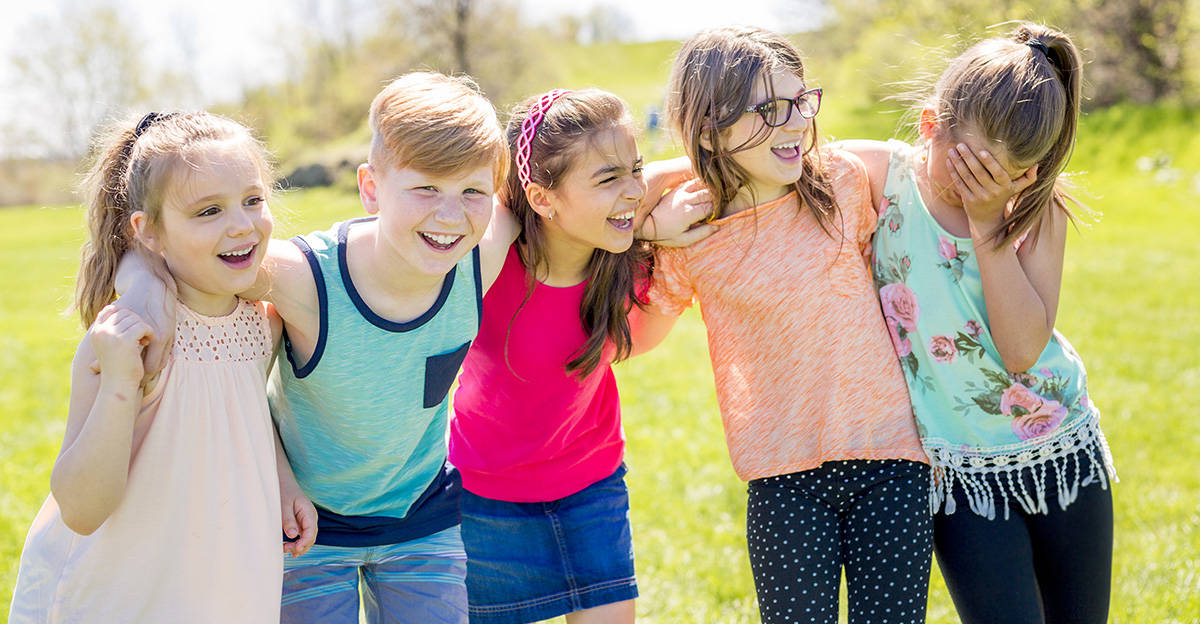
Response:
[460,464,638,623]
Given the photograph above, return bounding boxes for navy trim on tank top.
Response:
[336,217,457,333]
[284,235,329,379]
[471,245,483,329]
[310,462,463,547]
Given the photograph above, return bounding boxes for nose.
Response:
[226,205,254,236]
[433,195,467,225]
[783,104,810,132]
[623,177,646,203]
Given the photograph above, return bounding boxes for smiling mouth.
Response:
[217,244,256,268]
[607,209,635,231]
[420,232,464,251]
[771,139,804,160]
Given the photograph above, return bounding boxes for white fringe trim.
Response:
[924,415,1117,520]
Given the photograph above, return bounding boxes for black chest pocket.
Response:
[423,342,472,408]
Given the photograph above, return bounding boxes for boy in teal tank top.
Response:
[257,73,513,624]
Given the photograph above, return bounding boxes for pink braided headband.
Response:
[515,89,572,190]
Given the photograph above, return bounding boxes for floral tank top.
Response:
[871,140,1116,519]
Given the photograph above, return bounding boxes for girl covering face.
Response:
[839,21,1116,624]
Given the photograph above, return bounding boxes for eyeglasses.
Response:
[744,88,823,128]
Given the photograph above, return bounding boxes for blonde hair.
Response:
[368,71,508,188]
[75,112,273,328]
[666,26,838,230]
[927,22,1084,248]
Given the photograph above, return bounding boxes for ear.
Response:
[358,163,379,215]
[698,121,715,152]
[129,210,162,253]
[918,108,938,140]
[524,183,556,221]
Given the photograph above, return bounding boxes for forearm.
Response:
[628,303,680,358]
[273,426,303,497]
[50,380,141,534]
[973,236,1054,372]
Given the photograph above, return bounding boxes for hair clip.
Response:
[1026,40,1050,57]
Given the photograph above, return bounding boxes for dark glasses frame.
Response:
[744,88,823,128]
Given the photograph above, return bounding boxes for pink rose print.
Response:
[964,319,982,338]
[888,219,900,232]
[902,256,912,270]
[938,235,958,260]
[886,317,912,357]
[1010,399,1069,440]
[879,282,920,331]
[927,335,958,363]
[1039,367,1054,378]
[1000,383,1042,417]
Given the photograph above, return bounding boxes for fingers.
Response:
[656,223,719,248]
[1013,164,1039,194]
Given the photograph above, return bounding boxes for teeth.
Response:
[423,233,461,245]
[773,140,802,150]
[219,247,252,258]
[609,210,635,220]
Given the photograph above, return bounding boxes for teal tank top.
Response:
[268,217,481,540]
[871,141,1115,518]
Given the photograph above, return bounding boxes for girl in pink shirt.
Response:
[449,90,708,624]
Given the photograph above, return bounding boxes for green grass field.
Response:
[2,61,1198,624]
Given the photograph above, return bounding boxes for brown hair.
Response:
[666,26,839,230]
[502,89,651,377]
[75,112,273,328]
[926,22,1084,248]
[369,71,508,188]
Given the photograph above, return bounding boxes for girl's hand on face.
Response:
[947,144,1038,230]
[638,178,719,247]
[89,305,153,385]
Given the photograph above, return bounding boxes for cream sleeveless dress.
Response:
[9,299,283,623]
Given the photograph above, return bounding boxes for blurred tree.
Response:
[817,0,1197,110]
[8,4,151,158]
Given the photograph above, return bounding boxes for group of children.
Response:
[8,19,1115,624]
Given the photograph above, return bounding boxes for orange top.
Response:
[649,149,926,481]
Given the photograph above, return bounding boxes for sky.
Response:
[0,0,816,157]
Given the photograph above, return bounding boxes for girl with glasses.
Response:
[635,26,933,623]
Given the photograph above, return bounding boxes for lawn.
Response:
[1,102,1197,622]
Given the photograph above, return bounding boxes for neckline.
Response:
[176,298,244,322]
[901,146,972,243]
[336,217,456,333]
[714,190,798,225]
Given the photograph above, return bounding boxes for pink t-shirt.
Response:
[449,244,624,502]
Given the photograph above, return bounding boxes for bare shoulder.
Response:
[252,238,319,325]
[828,140,894,181]
[826,139,897,208]
[479,198,520,293]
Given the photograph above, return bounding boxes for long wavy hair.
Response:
[667,26,839,232]
[501,89,652,377]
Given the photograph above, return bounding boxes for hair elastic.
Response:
[515,89,572,190]
[1026,40,1050,57]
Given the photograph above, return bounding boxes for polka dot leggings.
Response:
[746,459,933,624]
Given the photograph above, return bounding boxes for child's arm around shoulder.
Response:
[51,306,152,535]
[828,139,896,213]
[478,197,522,294]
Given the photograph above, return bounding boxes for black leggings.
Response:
[934,453,1113,624]
[746,459,933,624]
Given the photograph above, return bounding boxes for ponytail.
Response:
[75,124,141,328]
